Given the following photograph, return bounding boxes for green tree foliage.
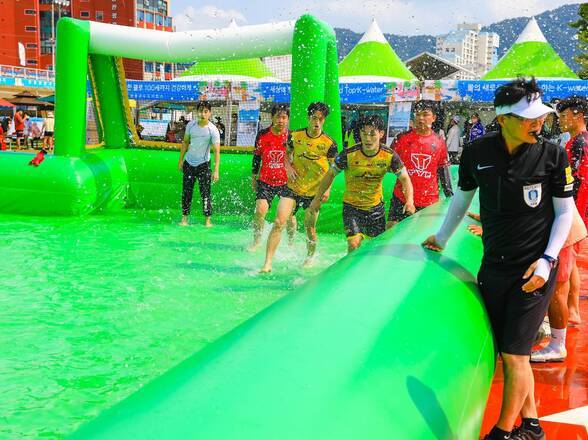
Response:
[571,4,588,79]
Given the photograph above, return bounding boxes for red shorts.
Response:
[557,241,583,282]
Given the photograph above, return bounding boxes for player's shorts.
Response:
[15,130,23,138]
[255,180,286,207]
[477,263,558,355]
[388,195,425,223]
[343,202,386,238]
[282,186,314,215]
[557,240,583,283]
[44,131,54,137]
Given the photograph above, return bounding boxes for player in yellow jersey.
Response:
[260,102,338,272]
[310,115,415,252]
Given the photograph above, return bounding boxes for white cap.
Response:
[451,115,460,123]
[495,93,555,119]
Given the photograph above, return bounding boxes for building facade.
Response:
[0,0,174,79]
[435,23,499,79]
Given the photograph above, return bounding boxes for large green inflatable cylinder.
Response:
[54,19,90,158]
[71,201,495,439]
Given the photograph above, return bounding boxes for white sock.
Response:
[549,327,567,349]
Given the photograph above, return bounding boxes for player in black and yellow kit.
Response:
[310,115,415,252]
[260,102,338,272]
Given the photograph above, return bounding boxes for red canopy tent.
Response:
[0,98,15,108]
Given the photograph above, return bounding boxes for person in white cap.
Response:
[446,115,462,164]
[422,77,574,440]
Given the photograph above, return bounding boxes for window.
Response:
[145,12,153,23]
[27,60,38,65]
[96,11,104,21]
[25,26,37,32]
[144,62,154,73]
[26,43,38,49]
[80,11,90,18]
[25,9,36,15]
[165,17,172,27]
[112,13,117,19]
[137,10,144,21]
[156,14,163,26]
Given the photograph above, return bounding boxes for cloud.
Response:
[174,5,247,31]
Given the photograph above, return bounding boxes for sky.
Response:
[170,0,580,35]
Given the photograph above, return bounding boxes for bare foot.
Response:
[302,256,315,268]
[569,312,582,325]
[179,216,189,226]
[247,242,261,252]
[204,218,213,228]
[259,265,272,273]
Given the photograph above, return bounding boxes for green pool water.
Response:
[0,210,346,439]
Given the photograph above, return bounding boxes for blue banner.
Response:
[126,80,200,101]
[260,83,291,102]
[339,82,389,104]
[458,80,588,102]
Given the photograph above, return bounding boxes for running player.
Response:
[260,102,337,272]
[249,104,296,251]
[423,78,573,440]
[309,115,414,252]
[178,101,221,227]
[388,100,453,229]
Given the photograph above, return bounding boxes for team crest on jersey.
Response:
[523,183,542,208]
[410,153,432,178]
[268,150,284,169]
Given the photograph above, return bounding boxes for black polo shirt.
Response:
[459,131,573,270]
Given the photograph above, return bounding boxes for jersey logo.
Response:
[268,150,284,169]
[523,183,542,208]
[477,164,494,170]
[410,153,432,178]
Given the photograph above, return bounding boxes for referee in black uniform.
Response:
[423,78,574,440]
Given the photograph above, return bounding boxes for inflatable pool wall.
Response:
[71,201,494,439]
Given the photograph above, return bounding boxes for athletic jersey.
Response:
[459,131,573,270]
[333,143,404,210]
[392,130,451,207]
[287,129,338,197]
[565,131,588,226]
[253,127,289,186]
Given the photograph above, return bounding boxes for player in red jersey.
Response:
[387,100,453,229]
[556,95,588,326]
[249,104,296,251]
[558,96,588,227]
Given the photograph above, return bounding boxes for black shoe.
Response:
[510,425,545,440]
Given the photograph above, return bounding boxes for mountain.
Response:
[335,3,581,72]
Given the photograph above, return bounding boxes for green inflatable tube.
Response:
[71,200,494,439]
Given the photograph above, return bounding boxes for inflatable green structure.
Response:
[0,15,495,439]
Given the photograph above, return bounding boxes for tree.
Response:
[571,4,588,79]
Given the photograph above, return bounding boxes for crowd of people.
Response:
[178,77,588,440]
[0,110,54,152]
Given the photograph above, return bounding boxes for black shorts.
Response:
[281,186,314,215]
[44,131,54,137]
[16,130,23,138]
[477,263,558,355]
[256,180,286,207]
[343,202,386,238]
[388,195,425,223]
